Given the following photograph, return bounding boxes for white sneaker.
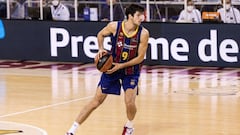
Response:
[122,126,134,135]
[65,132,73,135]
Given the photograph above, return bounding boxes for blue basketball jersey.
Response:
[110,21,143,75]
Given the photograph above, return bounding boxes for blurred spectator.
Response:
[176,0,202,23]
[50,0,70,21]
[11,0,29,19]
[100,0,125,21]
[217,0,240,23]
[0,0,6,18]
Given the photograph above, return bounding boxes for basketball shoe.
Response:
[122,126,134,135]
[65,132,73,135]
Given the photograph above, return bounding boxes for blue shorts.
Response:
[98,70,140,95]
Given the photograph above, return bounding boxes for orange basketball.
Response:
[94,52,113,72]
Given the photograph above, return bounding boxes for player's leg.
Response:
[76,86,107,123]
[122,87,137,135]
[65,86,107,135]
[121,75,139,135]
[66,71,121,135]
[124,87,137,121]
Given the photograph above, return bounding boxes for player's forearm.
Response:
[97,32,105,50]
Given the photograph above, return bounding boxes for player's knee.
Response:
[125,100,136,109]
[91,99,103,109]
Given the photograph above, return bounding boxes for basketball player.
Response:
[65,4,149,135]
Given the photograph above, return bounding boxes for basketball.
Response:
[94,52,113,72]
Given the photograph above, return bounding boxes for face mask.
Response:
[52,0,59,6]
[225,4,231,10]
[187,6,194,12]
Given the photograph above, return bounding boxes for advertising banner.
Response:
[0,19,239,67]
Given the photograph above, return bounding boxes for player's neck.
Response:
[123,20,138,34]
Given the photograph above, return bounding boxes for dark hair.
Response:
[125,4,145,19]
[221,0,231,4]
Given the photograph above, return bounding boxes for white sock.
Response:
[125,120,133,128]
[68,121,79,134]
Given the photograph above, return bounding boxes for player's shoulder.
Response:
[141,26,149,37]
[107,21,119,29]
[104,21,119,35]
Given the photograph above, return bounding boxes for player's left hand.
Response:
[105,63,122,74]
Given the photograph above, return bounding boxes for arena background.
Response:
[0,19,239,68]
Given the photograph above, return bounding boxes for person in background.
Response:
[11,0,29,19]
[0,0,6,18]
[217,0,240,23]
[100,0,125,21]
[176,0,202,23]
[50,0,70,21]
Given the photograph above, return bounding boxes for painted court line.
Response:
[0,79,168,119]
[0,81,156,119]
[0,96,93,118]
[0,121,48,135]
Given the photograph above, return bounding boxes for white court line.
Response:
[0,121,48,135]
[0,80,162,118]
[0,96,93,118]
[0,78,167,119]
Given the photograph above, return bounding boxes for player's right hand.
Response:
[96,49,108,59]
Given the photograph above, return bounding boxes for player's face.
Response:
[132,11,145,26]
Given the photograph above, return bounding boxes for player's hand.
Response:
[96,49,108,59]
[105,63,122,74]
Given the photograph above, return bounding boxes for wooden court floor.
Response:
[0,60,239,135]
